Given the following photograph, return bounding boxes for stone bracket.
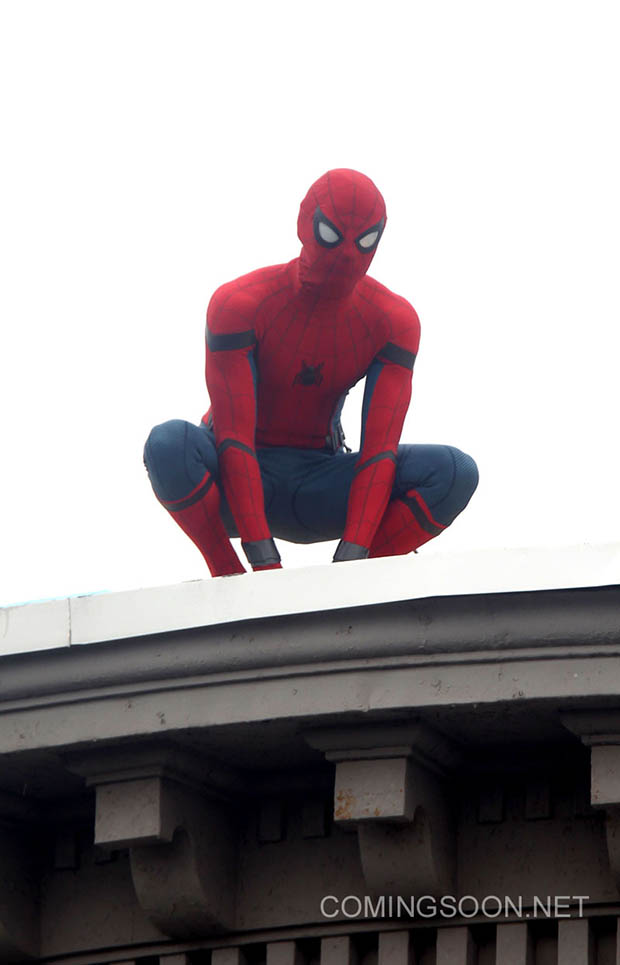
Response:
[305,722,459,896]
[67,744,239,937]
[562,710,620,891]
[93,775,180,848]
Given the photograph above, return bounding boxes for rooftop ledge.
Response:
[2,542,620,659]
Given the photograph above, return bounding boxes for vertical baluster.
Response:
[320,936,357,965]
[436,926,475,965]
[161,956,190,965]
[495,923,533,964]
[212,949,249,965]
[378,930,413,964]
[557,920,594,965]
[267,940,305,965]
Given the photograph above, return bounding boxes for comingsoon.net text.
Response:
[320,894,590,920]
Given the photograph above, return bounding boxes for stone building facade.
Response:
[1,548,620,965]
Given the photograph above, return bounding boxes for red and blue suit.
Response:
[144,169,478,575]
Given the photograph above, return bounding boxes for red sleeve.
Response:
[205,283,280,570]
[338,303,420,555]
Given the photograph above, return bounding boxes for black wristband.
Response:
[242,538,281,568]
[333,540,370,562]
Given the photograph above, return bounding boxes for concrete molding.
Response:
[436,926,475,965]
[357,759,456,897]
[0,597,70,657]
[305,723,457,896]
[212,950,248,965]
[320,936,357,965]
[307,722,464,776]
[4,543,620,656]
[67,743,245,827]
[0,828,40,963]
[2,587,620,709]
[495,922,534,964]
[130,785,237,938]
[377,931,412,965]
[561,710,620,891]
[557,919,595,964]
[265,941,304,965]
[67,746,238,937]
[604,808,620,893]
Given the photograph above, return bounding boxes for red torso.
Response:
[203,259,418,450]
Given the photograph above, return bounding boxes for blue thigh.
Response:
[144,420,219,501]
[143,427,348,543]
[144,421,276,537]
[284,444,479,540]
[395,444,479,525]
[144,425,478,543]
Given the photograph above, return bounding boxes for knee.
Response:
[144,420,186,474]
[443,446,479,520]
[143,420,195,501]
[398,443,478,526]
[450,447,479,501]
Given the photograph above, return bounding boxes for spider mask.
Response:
[297,168,387,298]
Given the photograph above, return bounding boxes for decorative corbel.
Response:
[305,722,460,896]
[67,744,241,937]
[561,710,620,891]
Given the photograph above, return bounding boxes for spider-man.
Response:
[144,169,478,575]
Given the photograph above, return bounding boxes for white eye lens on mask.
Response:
[357,230,379,249]
[318,221,340,244]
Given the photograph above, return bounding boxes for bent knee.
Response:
[143,419,203,502]
[396,443,478,527]
[144,419,187,472]
[441,446,478,522]
[449,447,479,499]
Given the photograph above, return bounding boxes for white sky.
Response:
[1,0,619,607]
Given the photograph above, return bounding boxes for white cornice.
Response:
[1,542,619,657]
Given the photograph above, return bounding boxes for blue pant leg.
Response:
[144,433,477,546]
[144,420,219,502]
[144,419,238,534]
[269,448,358,543]
[395,444,479,526]
[144,421,280,538]
[255,444,478,544]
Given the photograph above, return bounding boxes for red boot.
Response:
[369,489,446,558]
[161,472,245,577]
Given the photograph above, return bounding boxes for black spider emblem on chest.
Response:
[293,361,324,386]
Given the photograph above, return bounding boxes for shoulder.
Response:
[207,263,292,332]
[357,276,421,352]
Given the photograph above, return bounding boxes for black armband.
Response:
[242,538,281,568]
[333,540,370,562]
[377,341,416,370]
[207,327,256,352]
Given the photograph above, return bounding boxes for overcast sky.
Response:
[1,1,619,607]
